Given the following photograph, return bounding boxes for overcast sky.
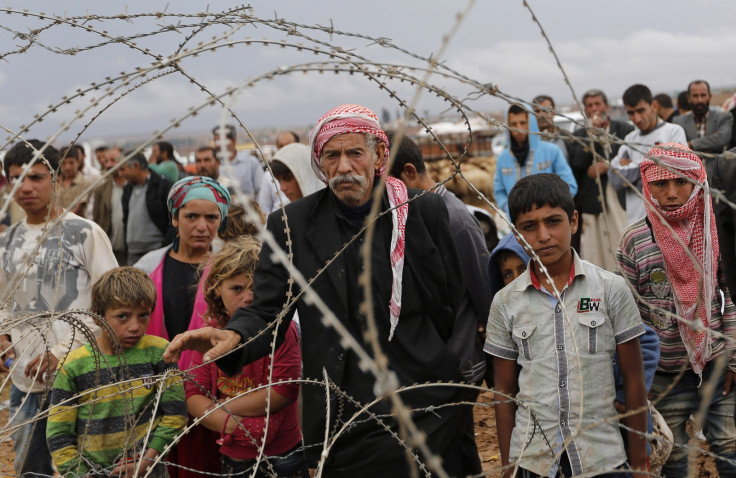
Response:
[1,0,734,144]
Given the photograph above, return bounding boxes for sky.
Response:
[0,0,734,145]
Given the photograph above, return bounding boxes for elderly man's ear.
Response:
[374,142,386,171]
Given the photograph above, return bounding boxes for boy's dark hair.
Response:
[91,266,157,317]
[156,141,174,159]
[507,173,575,225]
[3,139,60,178]
[386,132,426,178]
[622,84,652,107]
[126,151,149,170]
[496,249,521,267]
[94,145,108,154]
[653,93,673,109]
[677,91,691,111]
[508,103,528,116]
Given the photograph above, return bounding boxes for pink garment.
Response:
[146,257,220,478]
[146,258,210,371]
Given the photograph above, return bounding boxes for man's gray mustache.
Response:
[329,175,367,189]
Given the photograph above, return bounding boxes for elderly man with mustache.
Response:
[165,104,469,477]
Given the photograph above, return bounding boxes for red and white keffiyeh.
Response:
[309,104,408,341]
[722,92,736,112]
[641,143,719,375]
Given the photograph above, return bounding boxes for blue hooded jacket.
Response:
[488,233,530,304]
[493,104,577,215]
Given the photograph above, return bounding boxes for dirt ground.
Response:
[0,385,718,477]
[472,391,718,477]
[475,392,502,474]
[1,382,13,476]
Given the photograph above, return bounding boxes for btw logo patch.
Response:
[577,297,601,312]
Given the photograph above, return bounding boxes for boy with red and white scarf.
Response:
[616,142,736,477]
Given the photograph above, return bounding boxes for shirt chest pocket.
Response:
[512,324,537,361]
[577,313,609,354]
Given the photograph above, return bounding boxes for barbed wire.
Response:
[0,3,734,477]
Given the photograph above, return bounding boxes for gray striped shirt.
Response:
[485,251,645,476]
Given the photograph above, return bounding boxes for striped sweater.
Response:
[47,335,187,477]
[616,218,736,373]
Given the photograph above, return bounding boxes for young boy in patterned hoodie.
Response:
[47,267,187,477]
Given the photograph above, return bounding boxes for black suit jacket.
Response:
[220,187,465,475]
[121,171,174,244]
[712,148,736,296]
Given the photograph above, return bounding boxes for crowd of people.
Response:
[0,77,734,477]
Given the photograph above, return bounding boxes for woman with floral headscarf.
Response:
[135,175,230,342]
[134,176,230,478]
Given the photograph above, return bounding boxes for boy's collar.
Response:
[522,248,586,293]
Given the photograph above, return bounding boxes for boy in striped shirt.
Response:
[616,143,736,476]
[47,267,187,477]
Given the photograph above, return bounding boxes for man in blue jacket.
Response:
[493,103,577,216]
